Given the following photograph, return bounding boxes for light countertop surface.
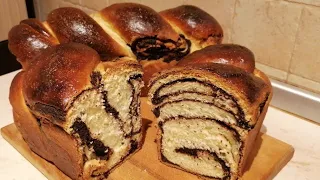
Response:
[0,71,319,180]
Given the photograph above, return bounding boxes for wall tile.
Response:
[288,74,320,94]
[289,6,320,83]
[256,63,288,81]
[287,0,320,6]
[59,1,83,8]
[39,0,61,15]
[140,0,184,11]
[232,0,303,71]
[108,0,141,5]
[183,0,236,43]
[67,0,80,4]
[81,6,98,14]
[80,0,108,10]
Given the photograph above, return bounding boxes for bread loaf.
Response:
[8,3,223,96]
[148,45,272,180]
[8,3,234,179]
[9,43,144,179]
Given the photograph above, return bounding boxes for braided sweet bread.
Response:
[9,3,223,95]
[148,44,272,180]
[8,3,223,179]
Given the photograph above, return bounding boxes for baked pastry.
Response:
[9,43,143,179]
[160,5,223,52]
[8,3,223,179]
[9,3,222,96]
[177,44,255,73]
[148,45,272,179]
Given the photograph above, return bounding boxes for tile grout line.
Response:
[230,0,239,43]
[286,5,304,82]
[283,0,320,8]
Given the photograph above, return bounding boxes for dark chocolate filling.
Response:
[71,118,112,160]
[32,102,66,121]
[159,118,241,180]
[159,117,242,179]
[151,78,251,129]
[127,74,142,137]
[130,34,191,62]
[129,140,138,154]
[174,148,230,179]
[200,33,223,45]
[90,71,102,88]
[102,91,120,120]
[153,99,251,129]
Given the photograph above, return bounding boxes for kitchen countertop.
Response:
[0,71,319,180]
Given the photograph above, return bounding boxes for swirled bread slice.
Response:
[148,63,272,180]
[10,43,143,179]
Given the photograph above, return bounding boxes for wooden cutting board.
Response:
[1,98,294,180]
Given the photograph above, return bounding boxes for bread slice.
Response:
[10,43,143,179]
[148,63,272,180]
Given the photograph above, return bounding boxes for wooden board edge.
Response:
[1,124,70,180]
[267,144,295,180]
[1,123,295,180]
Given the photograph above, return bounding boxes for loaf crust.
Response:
[8,3,223,97]
[10,43,144,179]
[160,5,223,51]
[8,19,58,68]
[177,44,255,73]
[100,3,179,43]
[10,72,84,179]
[23,43,100,123]
[47,7,131,61]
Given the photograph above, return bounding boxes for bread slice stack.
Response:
[10,43,143,179]
[148,44,272,180]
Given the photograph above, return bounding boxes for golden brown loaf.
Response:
[8,3,224,179]
[148,45,272,180]
[10,43,144,179]
[8,3,223,96]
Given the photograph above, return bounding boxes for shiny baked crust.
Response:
[47,7,131,61]
[23,43,100,122]
[8,19,58,68]
[8,4,223,97]
[177,44,255,73]
[160,5,223,51]
[9,72,83,179]
[100,3,179,43]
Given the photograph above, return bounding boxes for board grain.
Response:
[1,98,294,180]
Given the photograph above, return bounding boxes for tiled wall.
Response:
[33,0,320,94]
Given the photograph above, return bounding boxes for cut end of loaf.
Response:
[65,62,143,178]
[160,118,241,179]
[149,64,271,180]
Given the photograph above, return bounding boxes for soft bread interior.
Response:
[150,75,249,180]
[158,100,237,125]
[161,118,241,179]
[65,66,143,177]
